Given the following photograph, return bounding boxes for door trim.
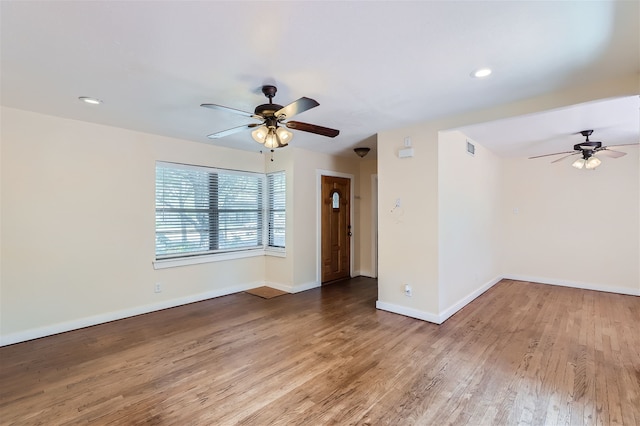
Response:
[316,169,355,285]
[371,174,378,278]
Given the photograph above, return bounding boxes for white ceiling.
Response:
[1,1,638,158]
[458,95,640,159]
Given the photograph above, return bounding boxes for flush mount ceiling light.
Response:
[471,68,492,78]
[354,147,371,158]
[78,96,102,105]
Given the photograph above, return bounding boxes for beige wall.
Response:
[1,107,377,344]
[438,131,503,314]
[377,123,440,319]
[501,153,639,293]
[376,74,639,323]
[264,148,295,288]
[356,158,378,278]
[1,107,267,343]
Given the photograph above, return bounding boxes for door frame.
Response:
[316,169,355,285]
[371,174,378,278]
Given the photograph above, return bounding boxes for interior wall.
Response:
[1,107,376,344]
[264,148,295,289]
[0,107,266,344]
[357,158,378,278]
[501,153,639,294]
[376,74,639,323]
[376,124,440,319]
[438,131,503,315]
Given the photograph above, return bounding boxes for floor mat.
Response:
[245,286,289,299]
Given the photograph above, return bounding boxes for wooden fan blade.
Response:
[274,97,319,120]
[551,152,580,163]
[207,123,260,139]
[597,149,626,158]
[286,121,340,138]
[528,150,575,160]
[201,103,262,120]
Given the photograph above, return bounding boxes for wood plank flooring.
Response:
[1,278,639,425]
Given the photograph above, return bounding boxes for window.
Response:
[155,162,285,262]
[267,171,286,248]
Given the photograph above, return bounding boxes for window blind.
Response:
[267,171,286,248]
[155,163,263,258]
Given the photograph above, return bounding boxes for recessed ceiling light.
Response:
[471,68,492,78]
[78,96,103,105]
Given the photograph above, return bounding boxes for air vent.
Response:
[466,140,475,156]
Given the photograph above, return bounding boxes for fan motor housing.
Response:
[574,141,601,151]
[255,103,283,117]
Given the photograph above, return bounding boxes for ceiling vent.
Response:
[466,140,475,156]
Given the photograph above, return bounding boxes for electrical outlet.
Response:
[154,283,162,293]
[404,284,412,297]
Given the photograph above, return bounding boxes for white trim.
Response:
[377,274,638,328]
[265,247,286,257]
[503,274,640,296]
[156,161,264,176]
[315,170,355,284]
[153,249,264,269]
[0,281,263,347]
[375,300,442,324]
[5,275,636,346]
[438,275,502,323]
[371,174,378,278]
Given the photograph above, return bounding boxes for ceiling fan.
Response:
[201,85,339,149]
[529,130,636,169]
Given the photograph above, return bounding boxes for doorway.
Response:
[321,175,351,283]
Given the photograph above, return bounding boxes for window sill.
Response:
[153,249,265,269]
[265,248,286,258]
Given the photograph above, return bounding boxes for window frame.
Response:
[266,171,286,251]
[154,162,285,269]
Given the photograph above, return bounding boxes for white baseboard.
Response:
[375,300,442,324]
[354,272,377,279]
[376,276,502,325]
[503,274,640,296]
[0,281,262,347]
[438,275,503,323]
[4,274,636,346]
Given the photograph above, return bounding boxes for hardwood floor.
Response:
[1,278,639,425]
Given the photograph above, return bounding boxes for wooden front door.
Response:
[321,175,351,283]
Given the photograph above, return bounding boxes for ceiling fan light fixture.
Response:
[203,84,340,147]
[585,156,601,170]
[263,129,281,149]
[251,125,268,144]
[276,127,293,145]
[572,158,586,169]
